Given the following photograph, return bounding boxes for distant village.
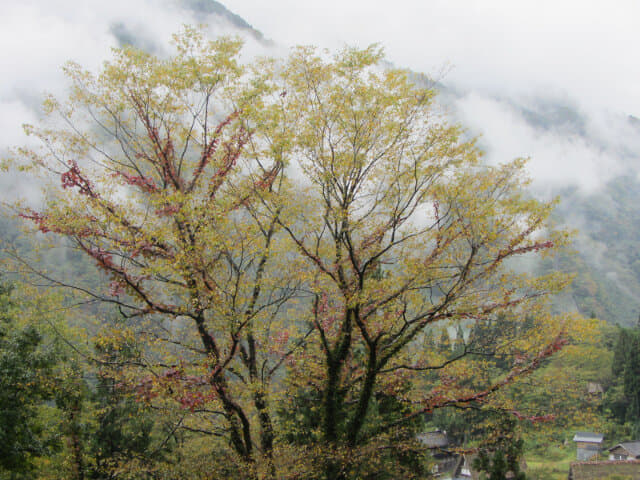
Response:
[421,428,640,479]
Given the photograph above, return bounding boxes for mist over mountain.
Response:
[0,0,275,201]
[408,71,640,324]
[446,90,640,324]
[2,0,639,324]
[0,0,273,151]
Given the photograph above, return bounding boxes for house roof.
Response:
[417,430,448,448]
[587,382,604,394]
[609,441,640,457]
[573,432,604,443]
[569,460,640,479]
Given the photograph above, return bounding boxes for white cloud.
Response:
[228,0,640,115]
[2,0,639,195]
[0,100,37,149]
[0,0,272,148]
[453,91,640,193]
[225,0,640,194]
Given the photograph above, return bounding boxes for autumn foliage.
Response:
[9,27,572,479]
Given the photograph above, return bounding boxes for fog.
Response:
[229,1,640,112]
[2,0,639,195]
[0,0,270,156]
[228,0,640,193]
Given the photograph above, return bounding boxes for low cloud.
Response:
[0,0,272,151]
[229,0,640,114]
[2,0,639,198]
[452,92,640,194]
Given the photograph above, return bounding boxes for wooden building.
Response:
[608,441,640,460]
[572,432,604,461]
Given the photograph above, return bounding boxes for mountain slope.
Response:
[182,0,271,44]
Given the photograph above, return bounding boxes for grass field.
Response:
[526,446,576,480]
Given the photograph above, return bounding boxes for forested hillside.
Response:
[555,175,640,325]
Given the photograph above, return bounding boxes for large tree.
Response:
[9,28,570,479]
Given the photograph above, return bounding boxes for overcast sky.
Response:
[2,0,639,194]
[228,0,640,115]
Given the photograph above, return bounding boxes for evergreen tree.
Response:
[605,326,640,435]
[473,417,527,480]
[0,281,60,478]
[87,339,156,478]
[473,440,527,480]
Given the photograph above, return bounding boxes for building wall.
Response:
[575,441,601,449]
[609,446,629,460]
[577,447,600,461]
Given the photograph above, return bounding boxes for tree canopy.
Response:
[8,27,572,479]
